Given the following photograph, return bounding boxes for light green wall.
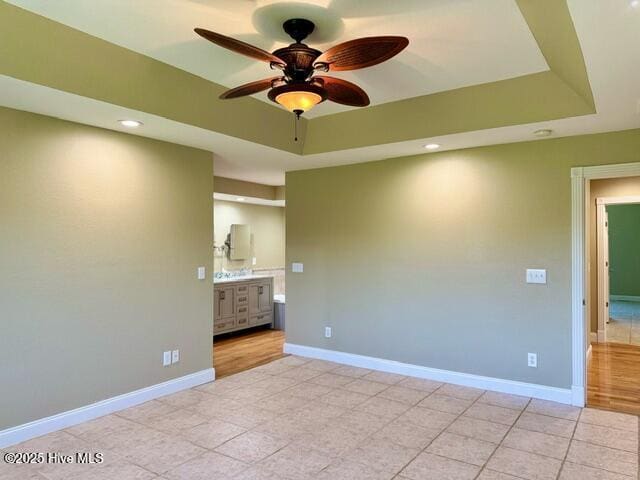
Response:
[286,129,640,390]
[214,201,285,271]
[608,204,640,297]
[0,107,214,430]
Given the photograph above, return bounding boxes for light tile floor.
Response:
[607,301,640,345]
[2,356,639,480]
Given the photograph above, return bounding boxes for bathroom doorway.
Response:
[211,182,287,378]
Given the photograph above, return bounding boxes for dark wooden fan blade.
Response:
[313,76,370,106]
[315,36,409,71]
[220,77,284,99]
[195,28,283,64]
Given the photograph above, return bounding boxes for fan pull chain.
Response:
[293,109,303,142]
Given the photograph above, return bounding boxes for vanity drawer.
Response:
[236,294,248,305]
[236,305,249,316]
[214,318,236,333]
[236,315,249,328]
[249,313,272,327]
[236,285,249,295]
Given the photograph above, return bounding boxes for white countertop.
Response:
[213,274,272,284]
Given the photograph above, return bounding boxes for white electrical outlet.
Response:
[526,269,547,284]
[292,262,304,273]
[325,326,332,338]
[163,351,172,367]
[528,353,538,368]
[197,266,206,280]
[252,257,257,266]
[172,349,180,364]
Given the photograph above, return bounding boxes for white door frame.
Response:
[571,162,640,407]
[596,196,640,343]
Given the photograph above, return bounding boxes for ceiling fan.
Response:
[194,19,409,119]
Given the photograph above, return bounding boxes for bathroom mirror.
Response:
[229,224,250,260]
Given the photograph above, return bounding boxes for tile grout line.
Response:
[394,385,495,479]
[472,396,533,480]
[553,405,581,480]
[61,416,204,478]
[291,371,430,477]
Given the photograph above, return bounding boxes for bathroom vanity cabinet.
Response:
[213,277,273,335]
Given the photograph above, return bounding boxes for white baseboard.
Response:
[587,344,593,363]
[0,368,215,448]
[571,386,585,408]
[589,332,598,343]
[284,343,573,405]
[597,329,606,343]
[610,295,640,303]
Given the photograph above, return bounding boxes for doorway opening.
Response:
[584,176,640,414]
[595,196,640,345]
[212,188,287,378]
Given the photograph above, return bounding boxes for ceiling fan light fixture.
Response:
[268,83,327,114]
[276,91,323,113]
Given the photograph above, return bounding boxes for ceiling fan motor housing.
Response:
[273,44,321,82]
[283,18,315,43]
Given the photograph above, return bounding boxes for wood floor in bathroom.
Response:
[213,327,286,378]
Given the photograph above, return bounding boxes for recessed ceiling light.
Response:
[424,143,440,150]
[119,119,142,128]
[631,0,639,8]
[533,129,553,138]
[236,197,246,202]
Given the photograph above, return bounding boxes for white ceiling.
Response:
[5,0,548,117]
[1,0,639,185]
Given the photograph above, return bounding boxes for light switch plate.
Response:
[252,257,257,266]
[292,262,304,273]
[528,353,538,368]
[197,266,206,280]
[172,349,180,364]
[526,269,547,284]
[163,351,172,367]
[325,326,332,338]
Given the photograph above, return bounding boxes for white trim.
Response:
[596,196,640,206]
[596,203,609,339]
[571,161,640,409]
[610,295,640,303]
[597,329,606,343]
[589,332,598,343]
[0,368,215,448]
[571,386,585,407]
[573,162,640,180]
[284,343,573,405]
[570,170,587,407]
[596,195,640,338]
[587,344,593,363]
